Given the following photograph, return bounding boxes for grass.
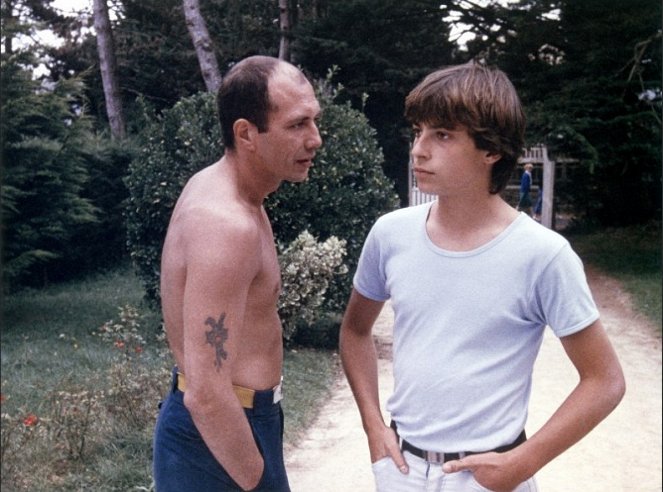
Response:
[567,221,662,329]
[1,264,338,491]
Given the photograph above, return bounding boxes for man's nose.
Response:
[307,123,322,150]
[411,135,429,159]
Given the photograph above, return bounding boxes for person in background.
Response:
[153,55,322,491]
[533,189,543,222]
[340,61,625,492]
[517,162,534,215]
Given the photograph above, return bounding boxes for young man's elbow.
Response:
[601,367,626,413]
[609,370,626,408]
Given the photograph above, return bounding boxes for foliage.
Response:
[461,0,662,226]
[293,0,458,202]
[125,92,222,305]
[125,85,398,312]
[278,231,348,342]
[1,266,338,490]
[567,221,662,328]
[1,297,169,490]
[1,54,99,289]
[43,0,282,124]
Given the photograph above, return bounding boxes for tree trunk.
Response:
[278,0,291,61]
[3,0,15,55]
[182,0,222,93]
[92,0,125,140]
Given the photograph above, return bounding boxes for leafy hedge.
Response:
[278,231,348,341]
[125,81,398,316]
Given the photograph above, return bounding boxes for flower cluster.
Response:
[278,231,348,341]
[97,305,146,359]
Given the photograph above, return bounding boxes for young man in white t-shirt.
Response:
[340,62,625,492]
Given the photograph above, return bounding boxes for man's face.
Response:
[254,70,322,184]
[410,122,496,197]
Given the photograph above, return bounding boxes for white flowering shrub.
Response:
[278,231,348,342]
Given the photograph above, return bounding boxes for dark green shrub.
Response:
[1,66,99,290]
[125,81,399,314]
[49,136,137,280]
[125,93,221,305]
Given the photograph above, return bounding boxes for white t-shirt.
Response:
[353,203,599,452]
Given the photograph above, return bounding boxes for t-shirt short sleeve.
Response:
[534,244,599,337]
[353,222,390,301]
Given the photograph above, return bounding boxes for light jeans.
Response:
[372,451,538,492]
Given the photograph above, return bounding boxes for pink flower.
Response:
[114,340,125,349]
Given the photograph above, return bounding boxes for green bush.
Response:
[278,231,348,342]
[125,93,222,305]
[49,137,137,281]
[125,79,398,316]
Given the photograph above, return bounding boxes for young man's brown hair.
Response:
[404,61,526,194]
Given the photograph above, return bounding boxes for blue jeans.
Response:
[153,369,290,491]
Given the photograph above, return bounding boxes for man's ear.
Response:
[484,151,502,166]
[233,119,258,151]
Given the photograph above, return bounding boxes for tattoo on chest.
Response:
[205,313,229,370]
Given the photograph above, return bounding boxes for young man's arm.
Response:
[443,319,625,492]
[180,213,265,490]
[340,290,410,473]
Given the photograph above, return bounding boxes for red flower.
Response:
[135,346,143,353]
[23,414,39,426]
[0,393,5,404]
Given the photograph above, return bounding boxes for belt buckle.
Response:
[424,450,444,464]
[424,450,466,464]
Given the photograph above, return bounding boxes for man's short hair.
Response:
[217,55,280,150]
[405,61,526,194]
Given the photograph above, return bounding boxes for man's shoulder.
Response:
[169,199,260,260]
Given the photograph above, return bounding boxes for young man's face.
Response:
[410,122,496,197]
[254,70,322,184]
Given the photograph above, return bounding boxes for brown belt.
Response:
[176,373,265,409]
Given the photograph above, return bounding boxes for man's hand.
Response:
[368,424,409,474]
[442,451,527,492]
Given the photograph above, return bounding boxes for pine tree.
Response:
[1,55,99,288]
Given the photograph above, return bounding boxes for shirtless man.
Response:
[153,56,322,491]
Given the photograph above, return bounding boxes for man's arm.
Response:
[443,319,626,492]
[180,213,264,490]
[339,290,409,473]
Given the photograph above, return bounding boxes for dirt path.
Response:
[284,267,662,491]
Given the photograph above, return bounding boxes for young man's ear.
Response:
[233,119,258,151]
[484,152,502,166]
